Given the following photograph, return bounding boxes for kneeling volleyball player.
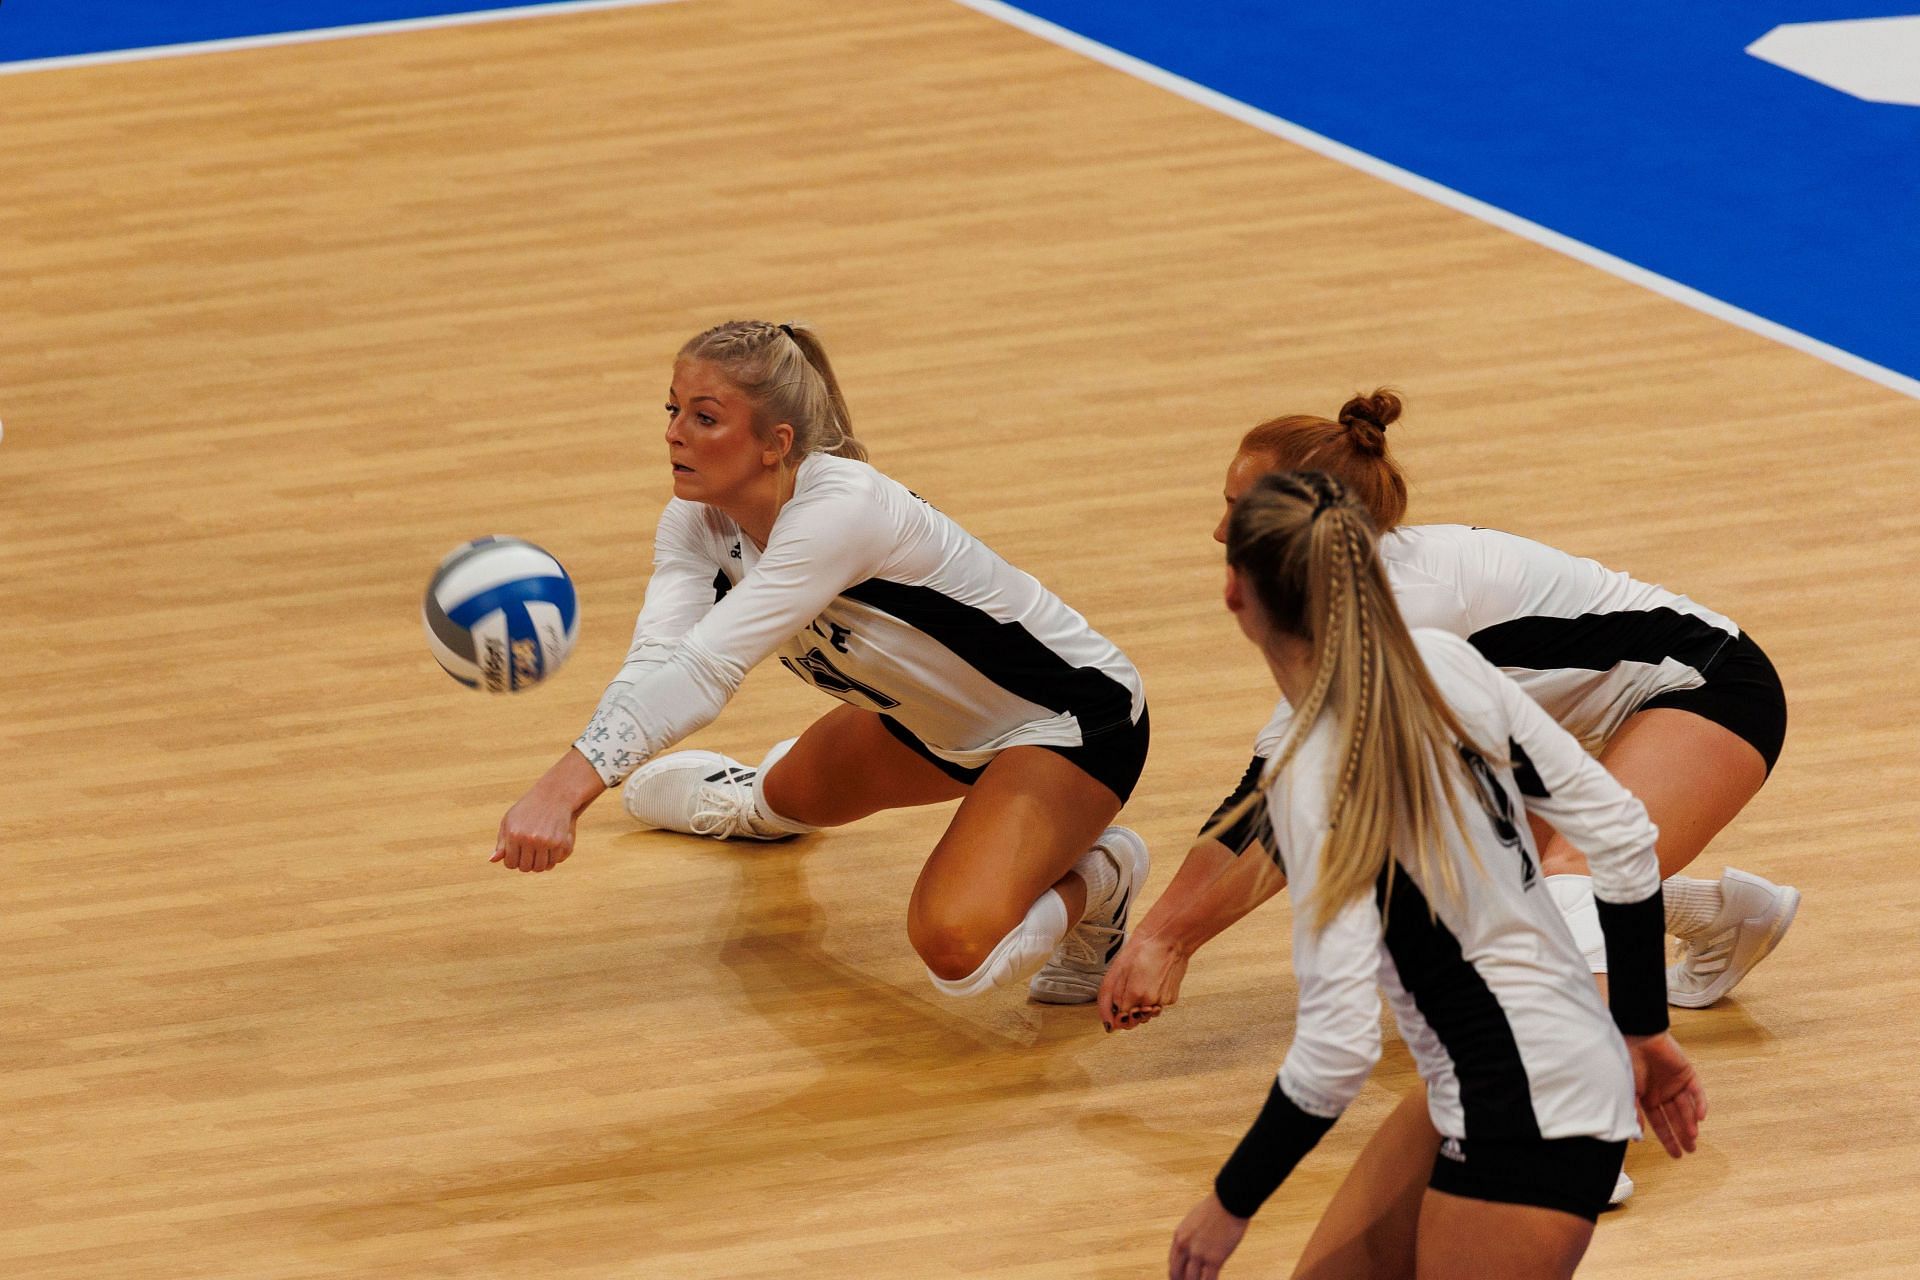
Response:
[493,320,1150,1005]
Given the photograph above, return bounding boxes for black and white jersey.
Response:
[1206,523,1739,860]
[1267,630,1660,1144]
[1383,524,1738,752]
[575,453,1145,786]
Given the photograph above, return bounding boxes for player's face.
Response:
[1214,450,1277,545]
[664,358,791,505]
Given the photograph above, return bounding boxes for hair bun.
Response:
[1336,389,1401,456]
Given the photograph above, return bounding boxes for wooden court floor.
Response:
[4,1,1918,1275]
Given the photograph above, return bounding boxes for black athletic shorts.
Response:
[1638,630,1786,774]
[877,706,1151,805]
[1428,1134,1627,1223]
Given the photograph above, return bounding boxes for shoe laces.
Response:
[689,774,756,839]
[1055,920,1123,971]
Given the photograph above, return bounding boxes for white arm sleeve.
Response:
[574,478,893,786]
[1491,664,1662,905]
[1277,888,1385,1118]
[1271,772,1385,1119]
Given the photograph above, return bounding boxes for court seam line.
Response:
[952,0,1920,403]
[0,0,690,77]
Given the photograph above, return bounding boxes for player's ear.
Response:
[1224,565,1246,614]
[763,422,795,467]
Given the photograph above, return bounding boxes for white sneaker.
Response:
[1667,868,1801,1008]
[620,751,796,841]
[1028,827,1149,1005]
[1608,1171,1634,1208]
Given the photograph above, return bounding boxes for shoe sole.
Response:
[1667,884,1801,1009]
[1029,827,1150,1005]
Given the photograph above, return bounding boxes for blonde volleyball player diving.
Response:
[493,321,1150,1005]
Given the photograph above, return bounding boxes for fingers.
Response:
[1106,1005,1162,1033]
[492,835,565,872]
[1641,1097,1681,1159]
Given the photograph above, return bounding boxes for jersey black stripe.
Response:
[1204,754,1280,867]
[1507,738,1548,799]
[1377,869,1541,1141]
[1469,607,1733,675]
[841,578,1136,734]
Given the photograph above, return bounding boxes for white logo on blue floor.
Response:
[1748,16,1920,105]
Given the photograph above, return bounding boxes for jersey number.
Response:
[780,647,902,709]
[1458,745,1537,889]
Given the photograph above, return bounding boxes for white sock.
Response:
[748,737,816,836]
[926,890,1071,998]
[1069,839,1120,920]
[1663,875,1725,939]
[1546,874,1608,974]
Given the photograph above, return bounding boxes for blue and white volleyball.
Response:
[423,536,579,693]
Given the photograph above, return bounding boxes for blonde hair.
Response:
[1239,389,1408,531]
[678,320,869,464]
[1208,471,1491,930]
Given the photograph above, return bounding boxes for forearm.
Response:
[1135,839,1287,957]
[531,746,610,815]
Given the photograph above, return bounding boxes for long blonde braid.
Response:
[1206,471,1491,929]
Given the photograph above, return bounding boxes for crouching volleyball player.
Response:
[1166,473,1704,1280]
[1110,391,1795,1030]
[492,320,1150,1004]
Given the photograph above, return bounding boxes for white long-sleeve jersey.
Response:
[574,453,1145,786]
[1382,524,1738,751]
[1267,630,1660,1143]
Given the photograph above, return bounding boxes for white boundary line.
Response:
[952,0,1920,401]
[0,0,689,77]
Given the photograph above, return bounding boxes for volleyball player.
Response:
[1166,472,1704,1280]
[492,320,1150,1005]
[1105,389,1796,1031]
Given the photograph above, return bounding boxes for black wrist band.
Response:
[1597,886,1670,1036]
[1213,1080,1336,1219]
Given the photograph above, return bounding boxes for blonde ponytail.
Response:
[1206,472,1492,929]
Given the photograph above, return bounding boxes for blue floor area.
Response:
[1001,1,1920,387]
[0,1,607,62]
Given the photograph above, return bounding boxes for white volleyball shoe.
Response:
[1028,826,1151,1005]
[621,751,799,841]
[1667,868,1801,1008]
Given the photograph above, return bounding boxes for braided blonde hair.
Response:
[1207,471,1490,929]
[678,320,868,464]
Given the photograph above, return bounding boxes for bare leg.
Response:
[1414,1189,1593,1280]
[906,746,1122,980]
[1291,1085,1438,1280]
[1536,708,1767,881]
[761,706,970,828]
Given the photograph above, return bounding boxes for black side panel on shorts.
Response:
[1378,870,1541,1141]
[1469,606,1731,674]
[842,579,1136,733]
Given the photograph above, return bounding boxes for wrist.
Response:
[1132,919,1194,960]
[544,748,611,812]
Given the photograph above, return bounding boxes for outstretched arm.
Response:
[1100,836,1286,1030]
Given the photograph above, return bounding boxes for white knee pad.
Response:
[926,890,1070,998]
[1547,874,1608,974]
[749,737,816,837]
